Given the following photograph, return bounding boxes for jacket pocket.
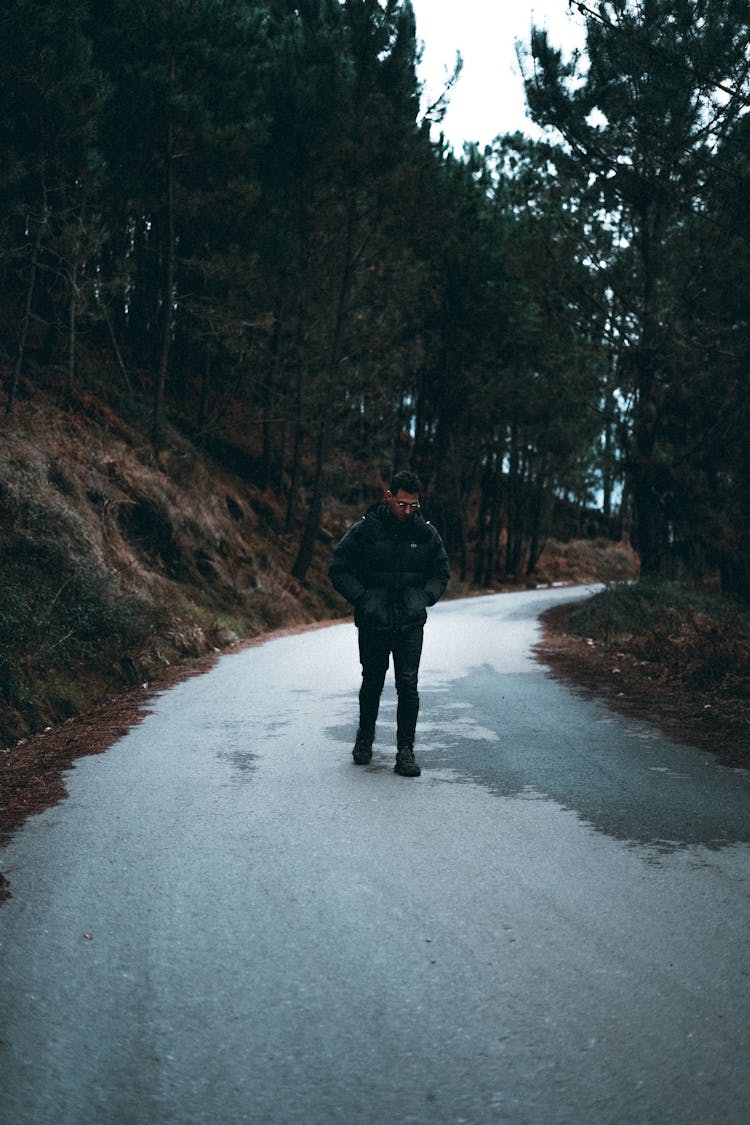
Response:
[357,588,391,630]
[401,587,428,624]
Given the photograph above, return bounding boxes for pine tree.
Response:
[525,0,750,578]
[0,0,108,409]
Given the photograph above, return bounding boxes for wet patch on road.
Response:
[328,667,750,854]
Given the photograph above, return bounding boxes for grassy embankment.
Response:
[540,581,750,766]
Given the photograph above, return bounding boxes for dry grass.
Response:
[538,582,750,767]
[0,398,334,747]
[534,537,641,585]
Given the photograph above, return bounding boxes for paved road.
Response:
[1,587,749,1124]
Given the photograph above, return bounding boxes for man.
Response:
[329,470,450,777]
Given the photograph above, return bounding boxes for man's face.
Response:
[386,489,421,522]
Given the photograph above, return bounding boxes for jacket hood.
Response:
[363,499,431,538]
[364,500,387,520]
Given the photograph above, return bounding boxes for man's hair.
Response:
[389,469,422,496]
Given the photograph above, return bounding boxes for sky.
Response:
[409,0,587,151]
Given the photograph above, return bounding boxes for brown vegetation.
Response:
[0,395,341,743]
[537,592,750,770]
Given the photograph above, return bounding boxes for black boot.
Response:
[352,730,373,765]
[394,744,421,777]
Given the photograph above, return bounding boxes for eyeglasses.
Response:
[395,501,420,512]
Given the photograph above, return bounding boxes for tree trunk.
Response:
[152,43,177,456]
[290,191,362,580]
[291,416,329,582]
[7,210,45,414]
[66,200,86,399]
[105,305,133,395]
[260,311,283,491]
[526,462,549,577]
[473,455,493,586]
[284,364,305,534]
[631,211,668,577]
[505,419,523,577]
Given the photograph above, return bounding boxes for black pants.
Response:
[357,624,424,747]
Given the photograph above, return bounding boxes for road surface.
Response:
[1,587,749,1124]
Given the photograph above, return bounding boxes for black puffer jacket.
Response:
[329,501,450,631]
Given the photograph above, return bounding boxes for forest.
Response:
[1,0,749,596]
